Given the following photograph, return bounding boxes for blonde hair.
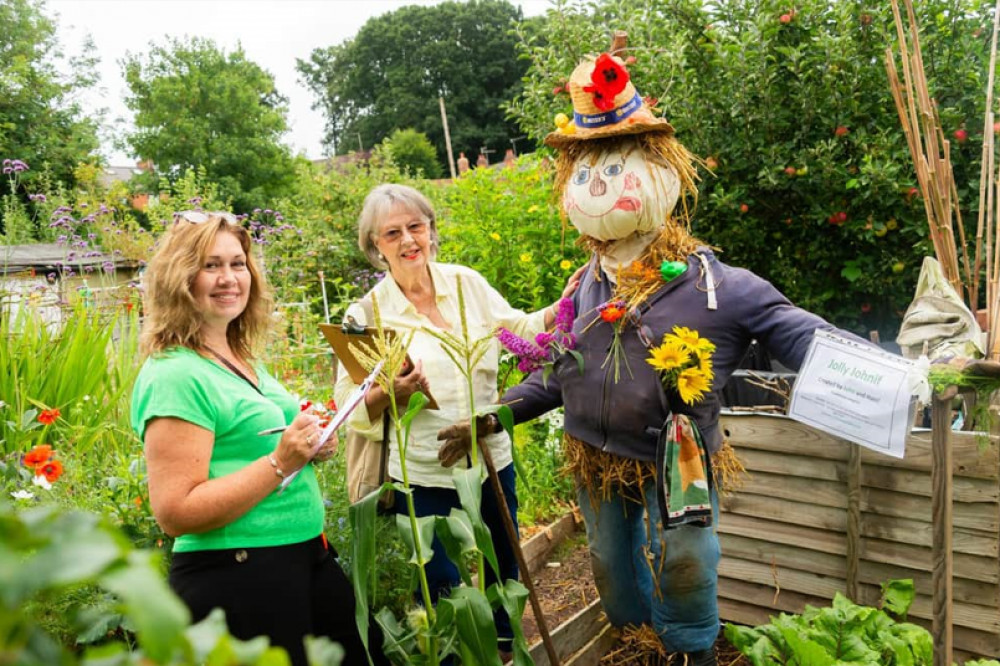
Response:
[357,184,440,270]
[140,216,273,361]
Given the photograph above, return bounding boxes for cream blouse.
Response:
[333,262,548,488]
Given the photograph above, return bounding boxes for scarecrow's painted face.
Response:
[562,144,680,242]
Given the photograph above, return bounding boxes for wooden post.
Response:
[439,96,457,181]
[931,394,954,666]
[845,444,861,602]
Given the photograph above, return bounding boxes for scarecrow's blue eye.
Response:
[603,164,623,177]
[573,166,591,185]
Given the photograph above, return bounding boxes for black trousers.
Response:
[169,535,389,666]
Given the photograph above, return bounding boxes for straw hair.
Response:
[545,54,673,148]
[140,216,273,362]
[357,183,440,271]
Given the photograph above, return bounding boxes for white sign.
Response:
[788,331,914,458]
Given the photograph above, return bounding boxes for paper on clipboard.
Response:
[319,322,438,409]
[278,360,383,493]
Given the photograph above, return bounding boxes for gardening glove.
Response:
[436,413,501,467]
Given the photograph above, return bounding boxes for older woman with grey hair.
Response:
[335,183,579,656]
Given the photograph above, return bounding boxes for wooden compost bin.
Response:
[717,412,1000,661]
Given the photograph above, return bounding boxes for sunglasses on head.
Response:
[174,210,240,225]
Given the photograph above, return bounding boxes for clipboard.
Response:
[320,323,439,410]
[278,360,383,494]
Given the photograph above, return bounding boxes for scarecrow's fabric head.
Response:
[554,133,700,245]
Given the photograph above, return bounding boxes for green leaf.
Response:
[305,635,345,666]
[100,550,190,664]
[395,513,436,567]
[841,262,863,282]
[452,465,500,579]
[434,510,477,586]
[489,579,531,663]
[846,178,859,189]
[438,588,503,666]
[349,481,395,665]
[402,391,429,430]
[374,608,418,663]
[880,578,915,617]
[779,625,834,666]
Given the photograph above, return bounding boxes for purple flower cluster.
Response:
[496,298,577,374]
[497,327,548,373]
[28,193,46,203]
[2,159,28,174]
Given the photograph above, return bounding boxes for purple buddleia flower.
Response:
[517,357,543,373]
[497,327,545,361]
[535,331,554,348]
[554,297,575,333]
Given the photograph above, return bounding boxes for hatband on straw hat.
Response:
[545,51,673,148]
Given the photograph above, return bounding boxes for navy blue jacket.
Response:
[503,247,844,458]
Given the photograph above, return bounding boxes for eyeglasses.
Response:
[174,210,240,225]
[377,219,430,244]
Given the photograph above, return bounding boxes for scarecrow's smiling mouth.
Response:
[568,195,643,217]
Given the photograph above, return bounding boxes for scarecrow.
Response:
[439,33,854,666]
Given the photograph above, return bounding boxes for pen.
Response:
[257,426,288,436]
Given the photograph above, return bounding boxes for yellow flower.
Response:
[647,338,690,371]
[673,326,716,355]
[560,259,572,270]
[520,253,532,263]
[676,367,711,405]
[527,204,540,214]
[490,232,501,241]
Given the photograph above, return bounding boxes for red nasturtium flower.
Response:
[23,444,53,467]
[37,408,60,425]
[599,300,628,324]
[325,399,337,412]
[584,53,630,111]
[36,459,64,483]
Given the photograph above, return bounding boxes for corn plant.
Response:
[347,283,532,665]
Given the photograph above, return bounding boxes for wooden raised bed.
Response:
[718,411,1000,662]
[514,513,616,666]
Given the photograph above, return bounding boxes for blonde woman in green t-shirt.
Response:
[132,212,389,666]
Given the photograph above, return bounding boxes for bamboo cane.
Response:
[478,442,561,666]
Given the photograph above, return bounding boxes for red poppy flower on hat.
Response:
[36,459,63,483]
[38,408,60,425]
[24,444,53,467]
[583,54,630,111]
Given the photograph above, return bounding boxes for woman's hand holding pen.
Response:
[274,412,322,472]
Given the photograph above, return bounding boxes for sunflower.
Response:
[647,338,690,371]
[672,326,716,355]
[676,367,712,405]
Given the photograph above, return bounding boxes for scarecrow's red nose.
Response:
[590,172,607,197]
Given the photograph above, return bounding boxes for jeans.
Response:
[392,463,519,648]
[576,479,721,652]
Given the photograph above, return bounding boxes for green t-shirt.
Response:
[131,347,324,553]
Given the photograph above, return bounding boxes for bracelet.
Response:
[266,454,285,479]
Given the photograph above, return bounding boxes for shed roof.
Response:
[0,244,136,274]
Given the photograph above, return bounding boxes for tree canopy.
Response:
[297,0,528,168]
[122,37,295,211]
[0,0,100,216]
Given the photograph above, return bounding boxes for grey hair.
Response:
[357,184,440,270]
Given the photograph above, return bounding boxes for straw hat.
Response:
[545,51,674,148]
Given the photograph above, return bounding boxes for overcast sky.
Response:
[47,0,551,165]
